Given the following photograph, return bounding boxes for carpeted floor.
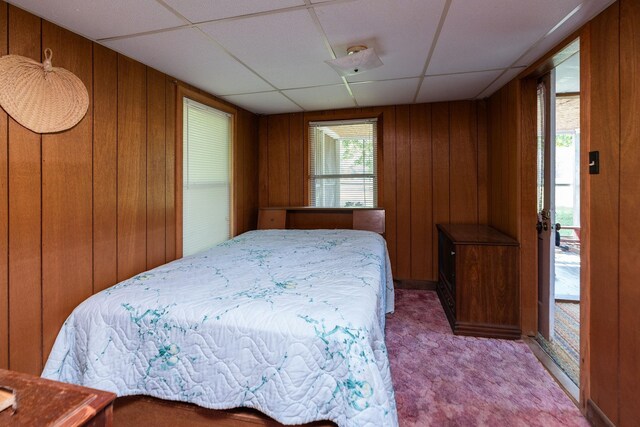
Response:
[386,290,587,426]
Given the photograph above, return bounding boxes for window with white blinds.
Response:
[309,119,378,208]
[182,98,231,256]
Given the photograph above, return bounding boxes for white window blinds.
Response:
[309,119,378,208]
[183,98,231,256]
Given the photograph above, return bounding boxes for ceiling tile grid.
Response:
[351,78,422,107]
[162,0,305,23]
[222,91,303,114]
[103,28,274,96]
[200,8,342,90]
[417,70,503,104]
[5,0,617,114]
[282,85,356,111]
[315,0,446,83]
[427,0,583,75]
[8,0,186,40]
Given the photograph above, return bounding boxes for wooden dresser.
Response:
[0,369,115,426]
[436,224,520,339]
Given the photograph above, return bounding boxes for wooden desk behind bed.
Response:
[258,207,385,235]
[115,208,386,427]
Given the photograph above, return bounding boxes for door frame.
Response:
[516,29,590,411]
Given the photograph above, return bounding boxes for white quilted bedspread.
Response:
[43,229,397,426]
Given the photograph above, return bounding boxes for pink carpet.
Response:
[386,290,588,426]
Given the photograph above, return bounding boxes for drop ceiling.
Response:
[7,0,614,115]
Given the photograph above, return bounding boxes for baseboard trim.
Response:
[586,399,616,427]
[394,279,437,290]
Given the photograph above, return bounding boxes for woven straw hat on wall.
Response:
[0,48,89,134]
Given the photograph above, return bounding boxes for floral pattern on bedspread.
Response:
[43,229,397,427]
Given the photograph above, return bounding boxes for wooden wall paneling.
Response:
[0,0,7,370]
[41,22,94,362]
[395,106,411,279]
[410,104,432,280]
[234,110,246,235]
[579,27,592,411]
[382,107,397,272]
[520,78,539,336]
[258,116,269,208]
[146,68,166,269]
[498,88,510,234]
[476,100,488,224]
[288,113,304,206]
[619,0,640,422]
[487,95,499,228]
[92,44,118,293]
[449,101,478,225]
[174,84,183,259]
[7,5,42,374]
[245,113,259,232]
[431,103,450,275]
[234,108,259,235]
[507,82,520,238]
[165,78,176,262]
[267,115,290,206]
[117,55,147,281]
[588,3,620,423]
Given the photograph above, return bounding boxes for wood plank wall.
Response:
[618,0,640,423]
[487,1,640,424]
[587,1,640,424]
[258,102,488,281]
[0,2,259,375]
[486,80,536,335]
[588,3,620,422]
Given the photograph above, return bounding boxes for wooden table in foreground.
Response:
[0,369,116,426]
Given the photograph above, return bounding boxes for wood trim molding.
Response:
[175,85,238,258]
[394,280,437,291]
[518,27,584,80]
[515,23,592,410]
[586,399,616,427]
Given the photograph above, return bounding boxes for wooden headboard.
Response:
[257,207,385,234]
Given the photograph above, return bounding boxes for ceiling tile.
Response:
[200,9,342,89]
[316,0,446,83]
[417,70,503,103]
[515,0,615,67]
[223,91,302,114]
[162,0,304,23]
[351,78,420,107]
[8,0,185,40]
[103,28,273,96]
[428,0,582,75]
[476,67,525,99]
[282,85,355,111]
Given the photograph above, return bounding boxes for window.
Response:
[309,119,378,208]
[182,98,231,256]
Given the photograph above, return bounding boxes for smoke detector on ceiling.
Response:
[325,45,383,77]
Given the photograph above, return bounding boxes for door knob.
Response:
[555,223,562,230]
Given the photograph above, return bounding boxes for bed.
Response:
[42,223,397,426]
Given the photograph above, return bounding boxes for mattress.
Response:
[43,229,397,427]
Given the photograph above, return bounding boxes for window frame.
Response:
[304,112,384,208]
[176,85,236,258]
